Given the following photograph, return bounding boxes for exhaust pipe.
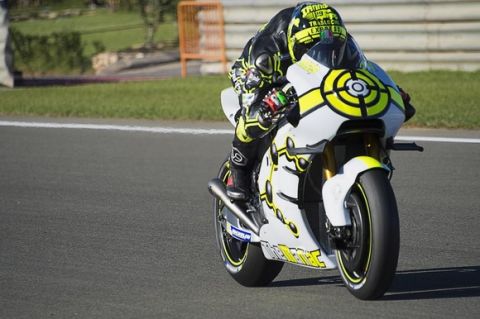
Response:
[208,178,260,236]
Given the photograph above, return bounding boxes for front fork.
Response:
[321,134,388,241]
[322,133,385,183]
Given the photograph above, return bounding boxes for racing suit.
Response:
[227,7,294,197]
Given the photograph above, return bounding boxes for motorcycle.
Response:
[208,42,423,300]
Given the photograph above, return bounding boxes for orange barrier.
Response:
[177,1,227,77]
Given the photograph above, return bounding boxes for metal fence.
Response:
[178,1,227,77]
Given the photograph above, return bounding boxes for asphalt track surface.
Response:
[1,119,479,318]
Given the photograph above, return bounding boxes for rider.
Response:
[226,2,413,200]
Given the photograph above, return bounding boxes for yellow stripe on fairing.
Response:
[299,89,324,114]
[388,86,405,111]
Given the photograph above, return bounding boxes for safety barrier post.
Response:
[177,1,227,78]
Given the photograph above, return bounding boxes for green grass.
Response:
[0,76,230,120]
[389,71,480,129]
[1,71,479,129]
[11,9,178,56]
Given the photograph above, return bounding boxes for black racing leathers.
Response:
[227,8,296,197]
[229,7,294,145]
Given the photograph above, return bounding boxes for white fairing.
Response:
[221,88,240,127]
[220,55,405,270]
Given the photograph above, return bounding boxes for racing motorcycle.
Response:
[207,42,423,300]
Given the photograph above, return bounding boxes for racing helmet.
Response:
[287,2,348,65]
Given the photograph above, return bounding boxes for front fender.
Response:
[322,156,390,227]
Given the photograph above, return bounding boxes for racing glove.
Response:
[256,88,289,128]
[398,86,416,122]
[262,88,288,114]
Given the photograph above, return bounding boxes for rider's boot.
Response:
[226,138,259,200]
[227,164,250,201]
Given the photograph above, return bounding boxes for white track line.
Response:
[1,120,479,144]
[0,120,232,135]
[394,136,480,144]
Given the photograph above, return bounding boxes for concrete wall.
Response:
[216,0,480,72]
[0,0,13,87]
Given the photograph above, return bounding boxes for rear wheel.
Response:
[213,158,283,286]
[336,169,399,299]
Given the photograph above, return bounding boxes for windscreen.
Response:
[306,36,367,69]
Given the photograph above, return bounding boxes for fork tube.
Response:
[322,142,336,181]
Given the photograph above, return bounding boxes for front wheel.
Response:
[336,169,400,300]
[213,158,283,286]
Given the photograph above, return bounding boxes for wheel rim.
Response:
[337,184,372,284]
[215,167,248,267]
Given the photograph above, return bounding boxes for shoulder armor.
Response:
[255,53,273,75]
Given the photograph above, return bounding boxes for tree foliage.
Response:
[10,27,95,74]
[138,0,177,48]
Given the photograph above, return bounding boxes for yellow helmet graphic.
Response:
[287,2,347,64]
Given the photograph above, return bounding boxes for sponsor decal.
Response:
[230,147,247,166]
[261,242,326,268]
[319,29,334,44]
[297,57,321,74]
[229,225,252,242]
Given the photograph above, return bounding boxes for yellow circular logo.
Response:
[321,70,391,118]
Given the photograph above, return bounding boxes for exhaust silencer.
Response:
[208,178,260,236]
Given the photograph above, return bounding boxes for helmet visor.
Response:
[305,38,348,69]
[292,42,313,62]
[290,25,347,63]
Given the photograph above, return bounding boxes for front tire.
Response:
[336,169,400,300]
[213,158,283,286]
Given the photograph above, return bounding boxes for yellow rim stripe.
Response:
[336,182,373,284]
[357,183,373,276]
[222,238,248,266]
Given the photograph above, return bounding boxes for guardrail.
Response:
[210,0,480,72]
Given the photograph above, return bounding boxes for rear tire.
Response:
[336,169,399,300]
[213,158,283,286]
